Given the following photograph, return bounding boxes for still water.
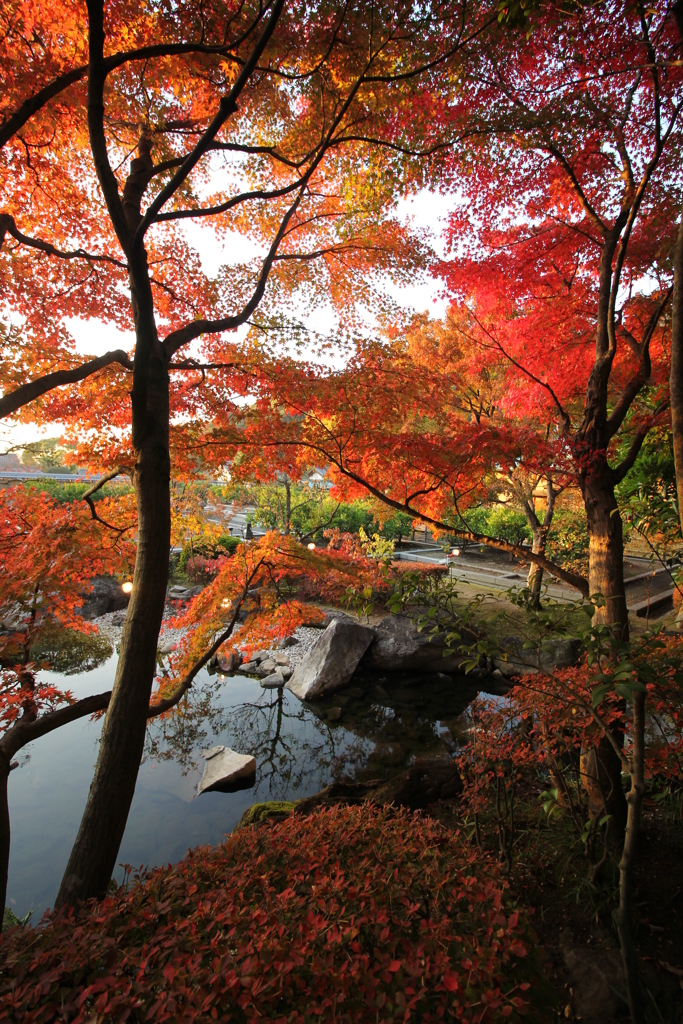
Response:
[7,656,482,919]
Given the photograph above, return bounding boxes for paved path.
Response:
[393,543,676,613]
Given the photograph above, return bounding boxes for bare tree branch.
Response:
[136,0,286,240]
[0,213,127,267]
[606,288,672,440]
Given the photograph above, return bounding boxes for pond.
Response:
[7,652,489,920]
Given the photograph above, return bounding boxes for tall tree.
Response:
[0,0,494,905]
[439,0,682,635]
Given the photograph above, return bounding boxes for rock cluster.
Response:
[239,649,294,689]
[215,610,583,703]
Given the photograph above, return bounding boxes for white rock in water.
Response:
[198,745,256,794]
[286,618,375,700]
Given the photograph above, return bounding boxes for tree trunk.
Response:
[670,214,683,536]
[522,479,555,608]
[56,264,170,909]
[614,690,646,1024]
[284,478,291,535]
[583,465,628,633]
[0,754,10,921]
[527,528,544,606]
[580,462,629,843]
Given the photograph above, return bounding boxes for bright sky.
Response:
[1,190,454,453]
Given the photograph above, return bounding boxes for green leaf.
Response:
[591,682,612,707]
[614,680,646,701]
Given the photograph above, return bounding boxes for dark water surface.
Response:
[7,656,482,919]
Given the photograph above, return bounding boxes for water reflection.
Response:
[7,656,486,919]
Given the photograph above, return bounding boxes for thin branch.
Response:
[544,143,607,235]
[471,312,572,432]
[137,0,286,240]
[152,176,307,224]
[611,402,670,485]
[298,503,341,543]
[81,465,127,514]
[606,288,671,440]
[148,572,261,716]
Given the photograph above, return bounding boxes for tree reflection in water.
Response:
[143,672,362,800]
[142,668,484,802]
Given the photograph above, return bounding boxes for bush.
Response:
[459,505,532,548]
[0,806,542,1023]
[177,536,242,578]
[215,534,242,555]
[546,509,589,577]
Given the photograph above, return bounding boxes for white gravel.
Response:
[95,608,187,655]
[92,611,323,667]
[283,626,324,666]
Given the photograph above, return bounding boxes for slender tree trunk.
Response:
[614,691,646,1024]
[523,478,555,608]
[670,214,683,536]
[56,262,170,909]
[583,464,628,633]
[284,478,291,535]
[580,462,629,843]
[527,527,545,606]
[0,755,10,920]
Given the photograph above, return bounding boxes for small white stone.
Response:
[198,746,256,794]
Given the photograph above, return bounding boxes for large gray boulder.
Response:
[198,745,256,794]
[78,576,130,620]
[286,618,375,700]
[364,614,465,674]
[492,636,583,678]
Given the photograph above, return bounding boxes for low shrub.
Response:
[0,806,542,1023]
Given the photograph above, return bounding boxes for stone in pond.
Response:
[198,745,256,794]
[261,669,285,689]
[273,652,290,666]
[365,614,466,674]
[286,618,375,700]
[217,650,241,672]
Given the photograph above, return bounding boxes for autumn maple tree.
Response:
[1,0,503,908]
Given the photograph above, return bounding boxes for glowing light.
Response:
[221,599,232,608]
[307,542,316,550]
[451,549,460,557]
[122,581,133,594]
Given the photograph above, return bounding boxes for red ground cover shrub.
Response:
[0,806,541,1023]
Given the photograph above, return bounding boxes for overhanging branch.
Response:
[0,350,133,420]
[0,213,127,267]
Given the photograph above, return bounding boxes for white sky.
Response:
[1,190,453,453]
